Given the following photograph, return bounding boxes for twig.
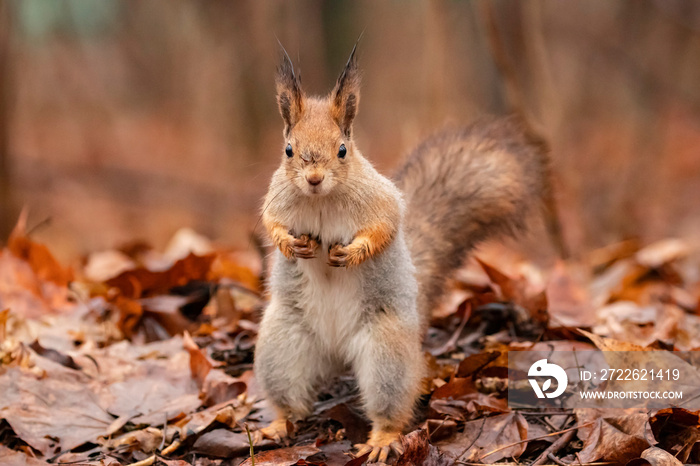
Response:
[159,413,167,451]
[548,452,569,466]
[478,421,594,462]
[456,416,487,462]
[429,302,472,356]
[126,438,183,466]
[245,423,256,466]
[532,428,576,465]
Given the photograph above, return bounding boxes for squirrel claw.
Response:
[354,442,403,463]
[291,234,319,259]
[354,430,404,463]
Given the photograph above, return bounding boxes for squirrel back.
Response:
[395,117,550,326]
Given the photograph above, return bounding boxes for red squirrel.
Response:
[254,46,550,463]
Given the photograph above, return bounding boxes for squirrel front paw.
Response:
[279,234,319,260]
[328,242,367,267]
[354,429,405,463]
[291,234,319,259]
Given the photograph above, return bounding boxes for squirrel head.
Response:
[275,44,361,197]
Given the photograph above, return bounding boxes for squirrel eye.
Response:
[337,144,347,159]
[285,144,293,158]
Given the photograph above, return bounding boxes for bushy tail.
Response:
[394,116,551,325]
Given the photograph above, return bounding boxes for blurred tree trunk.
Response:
[0,0,14,242]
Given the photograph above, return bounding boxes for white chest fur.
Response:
[286,201,365,354]
[294,247,364,353]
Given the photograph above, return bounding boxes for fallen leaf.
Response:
[578,328,648,351]
[456,351,501,378]
[200,370,246,407]
[110,426,164,453]
[7,213,73,287]
[0,445,50,465]
[627,446,684,466]
[0,366,115,456]
[322,403,370,445]
[396,429,453,466]
[589,238,641,273]
[635,239,689,269]
[650,408,700,463]
[576,409,651,463]
[183,331,213,389]
[477,258,549,327]
[82,250,136,282]
[429,377,509,421]
[437,412,528,463]
[546,260,595,327]
[105,253,215,299]
[192,429,258,458]
[0,251,71,318]
[239,445,320,466]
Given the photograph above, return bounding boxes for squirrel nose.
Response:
[306,173,324,186]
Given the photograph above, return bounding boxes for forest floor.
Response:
[1,214,700,466]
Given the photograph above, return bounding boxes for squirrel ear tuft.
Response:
[331,42,361,138]
[276,46,305,137]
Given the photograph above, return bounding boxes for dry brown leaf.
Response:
[546,260,595,327]
[650,408,700,463]
[429,377,509,421]
[437,412,528,463]
[183,331,213,389]
[455,351,501,378]
[589,238,641,272]
[0,366,115,456]
[477,258,549,327]
[0,445,51,465]
[578,328,648,351]
[200,369,246,407]
[7,215,73,288]
[210,254,261,293]
[239,445,320,466]
[110,426,164,453]
[82,250,136,282]
[322,403,370,445]
[627,446,684,466]
[635,239,689,269]
[105,253,215,299]
[192,429,273,459]
[396,429,453,466]
[0,251,72,318]
[576,409,651,463]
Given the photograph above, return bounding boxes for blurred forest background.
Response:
[0,0,699,262]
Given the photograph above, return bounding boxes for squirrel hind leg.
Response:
[350,313,423,462]
[254,301,333,433]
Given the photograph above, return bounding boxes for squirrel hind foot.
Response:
[354,429,405,463]
[255,418,293,444]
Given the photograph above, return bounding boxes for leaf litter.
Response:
[0,224,699,465]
